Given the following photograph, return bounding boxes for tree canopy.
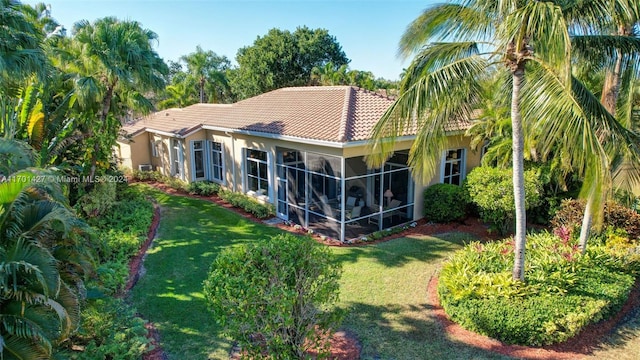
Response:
[230,26,349,99]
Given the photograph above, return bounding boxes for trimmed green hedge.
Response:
[218,189,275,219]
[438,232,637,346]
[187,180,220,196]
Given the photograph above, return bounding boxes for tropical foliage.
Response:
[438,232,639,346]
[158,46,233,108]
[0,139,94,359]
[368,0,640,281]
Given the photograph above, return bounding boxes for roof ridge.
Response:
[353,86,396,101]
[337,87,354,142]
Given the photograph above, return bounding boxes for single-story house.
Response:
[117,86,481,241]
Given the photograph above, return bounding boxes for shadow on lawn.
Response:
[331,233,477,268]
[342,301,511,360]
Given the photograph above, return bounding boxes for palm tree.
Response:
[180,45,230,103]
[569,2,640,250]
[59,17,168,179]
[0,139,93,359]
[368,0,634,281]
[0,0,47,90]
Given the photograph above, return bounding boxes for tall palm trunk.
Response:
[89,84,115,180]
[579,194,594,252]
[578,23,630,250]
[511,65,527,281]
[199,77,205,103]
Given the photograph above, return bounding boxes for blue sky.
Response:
[23,0,438,80]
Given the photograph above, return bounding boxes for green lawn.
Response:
[131,185,640,359]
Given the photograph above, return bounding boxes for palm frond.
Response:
[572,35,640,70]
[398,2,494,58]
[367,48,487,182]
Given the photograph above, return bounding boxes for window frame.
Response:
[441,148,466,185]
[190,140,207,181]
[208,140,225,184]
[245,148,269,194]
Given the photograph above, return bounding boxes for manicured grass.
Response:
[333,235,509,360]
[130,185,640,359]
[131,185,283,359]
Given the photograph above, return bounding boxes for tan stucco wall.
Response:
[116,133,151,171]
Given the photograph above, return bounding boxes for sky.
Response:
[23,0,439,81]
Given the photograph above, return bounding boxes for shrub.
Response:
[130,170,187,192]
[76,181,117,218]
[218,190,275,218]
[438,232,636,346]
[550,199,640,240]
[464,166,542,234]
[423,183,467,223]
[187,181,220,196]
[203,234,343,359]
[69,298,150,359]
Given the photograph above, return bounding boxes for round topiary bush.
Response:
[423,183,467,223]
[464,166,542,234]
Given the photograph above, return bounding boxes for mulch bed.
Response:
[125,180,640,360]
[427,274,640,360]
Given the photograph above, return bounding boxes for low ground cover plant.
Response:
[438,231,639,346]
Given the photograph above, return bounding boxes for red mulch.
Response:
[126,180,640,360]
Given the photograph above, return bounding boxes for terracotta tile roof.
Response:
[121,86,471,143]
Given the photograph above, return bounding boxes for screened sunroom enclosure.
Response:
[276,147,414,241]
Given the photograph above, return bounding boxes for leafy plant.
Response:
[423,183,467,223]
[76,181,117,218]
[218,189,274,218]
[187,180,220,196]
[464,166,542,234]
[438,232,637,346]
[203,234,343,359]
[69,298,150,360]
[551,199,640,240]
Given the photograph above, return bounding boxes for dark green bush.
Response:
[438,232,636,346]
[423,183,467,223]
[464,166,542,234]
[187,181,220,196]
[69,298,150,359]
[204,234,343,359]
[550,199,640,240]
[218,189,274,218]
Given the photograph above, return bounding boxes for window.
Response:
[151,140,158,157]
[442,149,465,185]
[209,141,224,182]
[191,141,206,180]
[245,149,268,193]
[171,139,181,176]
